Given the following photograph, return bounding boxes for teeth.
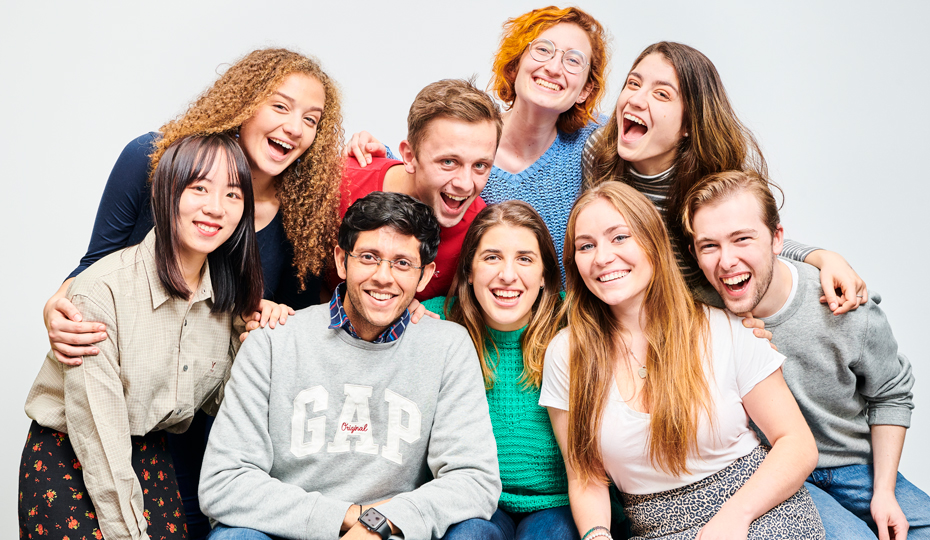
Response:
[270,138,293,150]
[624,113,645,126]
[444,193,467,202]
[722,274,750,286]
[598,270,629,282]
[196,223,219,233]
[369,291,393,301]
[493,290,521,298]
[535,78,562,91]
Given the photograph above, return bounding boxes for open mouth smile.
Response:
[367,291,397,302]
[440,192,469,211]
[268,137,295,159]
[721,273,751,294]
[621,113,648,142]
[195,222,220,236]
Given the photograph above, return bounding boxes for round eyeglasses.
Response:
[528,38,589,74]
[347,251,424,275]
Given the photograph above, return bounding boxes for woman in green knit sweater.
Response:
[422,200,574,540]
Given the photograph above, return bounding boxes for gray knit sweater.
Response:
[761,259,914,468]
[199,305,501,540]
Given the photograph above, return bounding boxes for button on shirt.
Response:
[25,231,242,540]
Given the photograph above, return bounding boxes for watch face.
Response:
[360,508,387,529]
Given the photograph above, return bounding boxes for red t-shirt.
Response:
[339,157,484,300]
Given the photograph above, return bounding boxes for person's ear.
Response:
[772,224,785,256]
[399,140,417,175]
[335,245,348,280]
[416,262,437,293]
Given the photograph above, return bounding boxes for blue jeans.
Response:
[806,464,930,540]
[209,523,403,540]
[443,506,579,540]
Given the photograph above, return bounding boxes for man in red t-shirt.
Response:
[338,79,503,300]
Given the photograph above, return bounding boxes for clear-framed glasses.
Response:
[528,38,589,74]
[347,251,424,275]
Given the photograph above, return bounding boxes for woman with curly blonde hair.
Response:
[40,47,345,539]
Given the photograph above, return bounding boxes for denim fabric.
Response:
[443,506,578,540]
[208,524,281,540]
[807,464,930,539]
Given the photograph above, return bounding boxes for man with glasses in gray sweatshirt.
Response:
[683,170,927,540]
[200,191,500,540]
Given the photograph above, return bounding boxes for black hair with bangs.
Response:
[151,133,263,314]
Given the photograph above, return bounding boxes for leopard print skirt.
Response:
[620,445,824,540]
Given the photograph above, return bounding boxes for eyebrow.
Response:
[629,71,679,93]
[273,90,324,113]
[355,246,419,262]
[480,248,539,255]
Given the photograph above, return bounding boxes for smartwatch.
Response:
[358,507,391,540]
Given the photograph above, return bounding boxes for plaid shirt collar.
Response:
[328,282,411,343]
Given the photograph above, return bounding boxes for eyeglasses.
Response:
[347,252,424,274]
[528,38,589,74]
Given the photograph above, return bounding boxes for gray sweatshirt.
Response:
[761,259,914,468]
[199,304,501,540]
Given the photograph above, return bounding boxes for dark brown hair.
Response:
[151,134,263,314]
[588,42,767,268]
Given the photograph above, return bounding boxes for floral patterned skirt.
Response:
[620,445,824,540]
[18,420,187,540]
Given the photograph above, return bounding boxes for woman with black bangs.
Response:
[18,134,263,540]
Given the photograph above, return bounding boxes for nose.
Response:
[451,168,480,193]
[370,258,395,286]
[282,112,303,139]
[202,190,225,217]
[593,243,615,267]
[499,260,517,283]
[719,244,738,270]
[626,87,647,109]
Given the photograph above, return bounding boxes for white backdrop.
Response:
[2,0,927,533]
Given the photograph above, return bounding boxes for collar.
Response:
[328,282,411,343]
[628,165,675,183]
[141,230,215,310]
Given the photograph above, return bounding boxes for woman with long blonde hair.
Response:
[39,48,345,539]
[540,182,824,539]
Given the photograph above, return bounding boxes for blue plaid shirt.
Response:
[328,283,411,343]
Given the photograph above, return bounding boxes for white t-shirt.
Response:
[539,307,784,494]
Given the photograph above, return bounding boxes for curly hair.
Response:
[490,6,610,133]
[151,48,345,285]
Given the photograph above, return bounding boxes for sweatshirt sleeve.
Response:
[68,133,157,280]
[64,293,149,540]
[854,293,915,427]
[375,328,501,539]
[198,328,353,539]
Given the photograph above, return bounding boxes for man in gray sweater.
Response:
[200,192,501,540]
[682,170,928,540]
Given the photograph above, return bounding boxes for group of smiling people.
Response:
[19,5,928,540]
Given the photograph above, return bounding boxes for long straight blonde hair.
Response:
[562,182,713,481]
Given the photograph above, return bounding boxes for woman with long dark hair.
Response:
[20,134,263,540]
[587,41,865,312]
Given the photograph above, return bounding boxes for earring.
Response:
[235,127,240,140]
[295,157,301,166]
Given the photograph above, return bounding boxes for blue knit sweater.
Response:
[481,119,602,282]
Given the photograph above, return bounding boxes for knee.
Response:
[443,516,508,540]
[207,524,275,540]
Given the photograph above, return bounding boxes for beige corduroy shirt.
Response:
[25,231,242,540]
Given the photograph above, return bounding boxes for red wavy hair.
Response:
[490,6,609,133]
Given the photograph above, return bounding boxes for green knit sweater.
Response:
[421,297,569,513]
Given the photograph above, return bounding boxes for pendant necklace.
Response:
[630,350,647,379]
